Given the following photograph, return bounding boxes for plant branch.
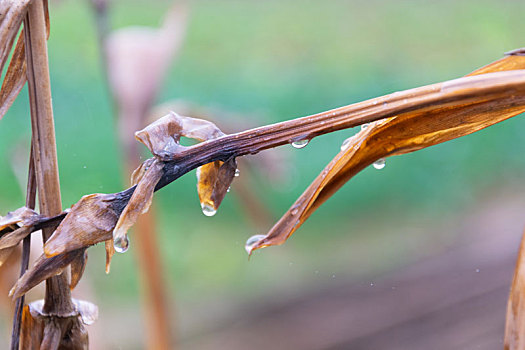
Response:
[24,0,73,316]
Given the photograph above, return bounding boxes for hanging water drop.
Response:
[227,186,231,193]
[234,168,240,177]
[201,203,217,217]
[245,234,266,254]
[114,235,129,253]
[361,123,369,130]
[340,137,353,151]
[373,158,386,170]
[291,139,309,149]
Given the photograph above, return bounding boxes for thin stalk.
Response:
[10,146,36,350]
[24,0,73,318]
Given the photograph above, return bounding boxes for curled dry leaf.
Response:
[112,159,164,251]
[247,54,525,254]
[135,111,225,160]
[70,249,88,290]
[10,249,86,299]
[197,158,237,212]
[44,193,120,257]
[20,304,43,350]
[0,206,40,230]
[137,111,237,212]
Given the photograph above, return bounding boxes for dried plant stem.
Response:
[505,229,525,349]
[24,0,73,316]
[10,146,36,350]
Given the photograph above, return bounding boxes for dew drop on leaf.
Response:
[244,234,266,254]
[340,137,353,151]
[361,123,369,130]
[373,158,386,170]
[201,203,217,217]
[291,139,309,149]
[114,235,129,253]
[234,168,240,177]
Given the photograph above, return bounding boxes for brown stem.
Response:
[10,145,36,350]
[24,0,73,319]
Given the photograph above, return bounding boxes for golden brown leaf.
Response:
[197,158,237,212]
[44,193,120,257]
[248,56,525,254]
[70,249,88,290]
[112,159,164,251]
[0,245,17,267]
[10,249,86,299]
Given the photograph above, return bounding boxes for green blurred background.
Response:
[1,0,525,348]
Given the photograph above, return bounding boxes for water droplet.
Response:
[227,186,231,193]
[201,203,217,217]
[83,166,87,169]
[370,283,374,286]
[332,274,336,278]
[340,137,353,151]
[291,139,309,149]
[245,234,266,254]
[114,235,129,253]
[234,168,240,177]
[361,123,369,130]
[373,158,386,170]
[291,208,299,215]
[475,268,480,273]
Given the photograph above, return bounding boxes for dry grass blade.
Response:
[248,55,525,253]
[10,249,86,299]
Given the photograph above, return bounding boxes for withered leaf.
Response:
[20,304,43,350]
[197,158,237,211]
[0,0,31,74]
[0,30,26,120]
[112,158,164,248]
[248,55,525,253]
[0,226,31,249]
[70,249,88,290]
[44,193,119,257]
[0,206,40,230]
[135,111,225,160]
[10,249,86,299]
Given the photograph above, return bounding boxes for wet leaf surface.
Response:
[248,54,525,254]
